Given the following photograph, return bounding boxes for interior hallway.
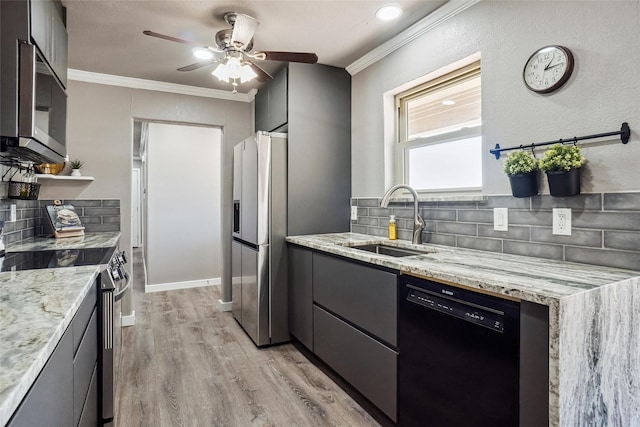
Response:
[115,248,383,426]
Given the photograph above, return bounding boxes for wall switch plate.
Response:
[9,204,16,222]
[553,208,572,235]
[493,208,508,231]
[350,206,358,221]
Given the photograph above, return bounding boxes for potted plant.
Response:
[503,150,539,198]
[70,159,84,176]
[539,144,586,197]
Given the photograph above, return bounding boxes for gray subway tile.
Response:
[572,211,640,231]
[103,216,121,224]
[456,236,502,253]
[604,231,640,252]
[351,199,357,206]
[69,200,102,208]
[436,201,478,209]
[84,224,120,232]
[426,233,456,247]
[84,207,120,216]
[485,196,532,209]
[356,207,368,218]
[391,207,415,220]
[437,221,477,236]
[531,194,602,210]
[422,208,456,221]
[503,240,563,260]
[397,229,413,241]
[357,217,379,227]
[423,220,437,233]
[565,246,640,271]
[357,198,381,208]
[531,227,602,247]
[509,210,553,226]
[368,207,392,217]
[78,217,102,224]
[603,193,640,211]
[478,224,530,241]
[367,227,388,238]
[457,209,493,224]
[102,199,121,207]
[351,224,368,234]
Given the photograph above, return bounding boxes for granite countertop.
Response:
[6,231,121,252]
[286,232,640,305]
[0,266,100,426]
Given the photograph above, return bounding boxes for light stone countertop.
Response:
[6,231,121,252]
[286,232,640,426]
[0,266,100,426]
[286,232,639,304]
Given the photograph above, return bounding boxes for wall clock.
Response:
[523,45,574,93]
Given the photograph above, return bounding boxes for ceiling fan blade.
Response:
[177,59,219,72]
[245,59,273,82]
[143,30,222,52]
[254,51,318,64]
[230,14,260,48]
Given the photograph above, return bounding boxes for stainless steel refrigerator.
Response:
[232,132,289,346]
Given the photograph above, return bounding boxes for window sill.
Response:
[383,194,487,203]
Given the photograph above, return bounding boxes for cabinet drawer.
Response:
[78,364,98,427]
[73,308,98,426]
[314,306,397,421]
[73,281,97,354]
[8,327,73,427]
[313,253,397,346]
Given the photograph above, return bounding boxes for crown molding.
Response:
[346,0,481,75]
[67,69,256,102]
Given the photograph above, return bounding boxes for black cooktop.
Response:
[0,247,116,272]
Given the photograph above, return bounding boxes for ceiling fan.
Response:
[143,12,318,92]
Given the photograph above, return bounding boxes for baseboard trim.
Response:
[146,277,221,293]
[121,311,136,327]
[218,299,233,312]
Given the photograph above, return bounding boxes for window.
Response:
[396,61,481,191]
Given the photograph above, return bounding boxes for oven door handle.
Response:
[114,272,131,301]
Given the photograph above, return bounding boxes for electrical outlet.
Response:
[350,206,358,221]
[9,204,16,222]
[553,208,572,235]
[493,208,508,231]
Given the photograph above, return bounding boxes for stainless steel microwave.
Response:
[1,41,67,164]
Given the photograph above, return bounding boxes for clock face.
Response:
[523,45,574,93]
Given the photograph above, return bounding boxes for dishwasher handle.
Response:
[405,286,506,332]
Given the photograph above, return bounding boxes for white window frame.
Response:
[395,61,482,193]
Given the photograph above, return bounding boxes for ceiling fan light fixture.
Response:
[192,47,214,60]
[240,64,258,83]
[225,56,243,79]
[376,4,403,21]
[212,63,230,81]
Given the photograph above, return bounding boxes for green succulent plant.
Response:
[503,150,539,176]
[539,144,586,172]
[70,159,84,169]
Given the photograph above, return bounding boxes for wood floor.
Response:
[115,249,382,426]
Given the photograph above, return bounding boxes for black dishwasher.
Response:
[398,275,520,426]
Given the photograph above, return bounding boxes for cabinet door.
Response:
[288,245,313,350]
[73,309,98,426]
[268,66,288,131]
[254,86,269,132]
[314,306,397,421]
[231,239,242,322]
[313,253,397,346]
[8,327,73,427]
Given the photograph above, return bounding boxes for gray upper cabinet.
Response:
[30,0,68,86]
[256,63,351,236]
[255,66,288,132]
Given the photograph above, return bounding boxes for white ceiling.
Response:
[64,0,447,94]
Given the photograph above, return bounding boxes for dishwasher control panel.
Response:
[406,286,505,332]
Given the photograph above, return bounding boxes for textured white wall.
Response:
[146,123,221,286]
[41,81,251,315]
[351,1,640,197]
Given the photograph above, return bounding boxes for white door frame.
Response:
[131,168,143,247]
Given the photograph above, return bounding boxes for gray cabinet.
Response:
[9,283,98,427]
[288,245,313,350]
[314,306,397,421]
[254,63,351,236]
[30,0,68,86]
[313,253,397,346]
[255,66,287,132]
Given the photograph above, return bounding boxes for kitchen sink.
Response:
[349,243,439,257]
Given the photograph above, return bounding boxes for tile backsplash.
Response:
[0,199,120,245]
[352,192,640,271]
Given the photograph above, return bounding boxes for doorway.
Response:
[133,120,223,292]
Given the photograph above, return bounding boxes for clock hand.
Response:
[544,58,554,70]
[546,63,563,70]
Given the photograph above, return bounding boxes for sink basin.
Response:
[349,243,439,257]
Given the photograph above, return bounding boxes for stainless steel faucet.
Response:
[380,184,425,244]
